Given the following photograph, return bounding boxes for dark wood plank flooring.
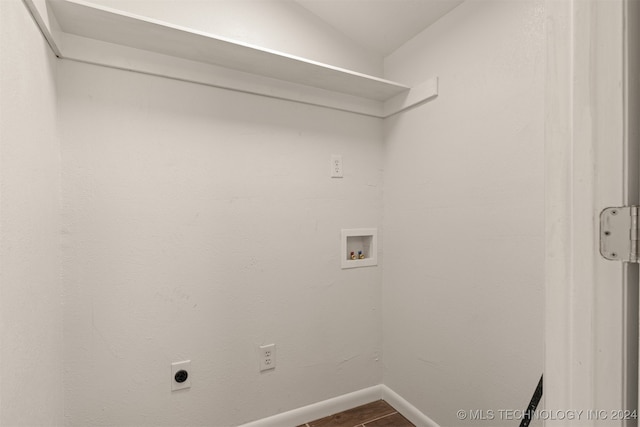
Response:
[297,400,415,427]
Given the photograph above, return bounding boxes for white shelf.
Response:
[47,0,410,102]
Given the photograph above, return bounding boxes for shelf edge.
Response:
[57,32,387,118]
[383,77,439,117]
[22,0,62,56]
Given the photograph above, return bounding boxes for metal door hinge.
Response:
[600,206,639,262]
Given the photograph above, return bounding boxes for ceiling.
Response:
[294,0,464,56]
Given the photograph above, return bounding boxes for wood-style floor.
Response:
[296,400,415,427]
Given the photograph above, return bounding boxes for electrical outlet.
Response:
[330,155,343,178]
[258,344,276,372]
[171,360,191,391]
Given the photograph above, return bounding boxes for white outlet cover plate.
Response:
[259,344,276,372]
[171,360,191,391]
[330,155,343,178]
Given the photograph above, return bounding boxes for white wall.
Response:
[0,1,64,425]
[79,0,383,77]
[59,60,383,426]
[382,1,545,426]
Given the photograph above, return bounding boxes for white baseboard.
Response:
[237,384,440,427]
[381,385,441,427]
[237,385,383,427]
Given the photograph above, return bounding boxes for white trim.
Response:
[237,384,439,427]
[21,0,62,56]
[544,0,632,423]
[381,385,441,427]
[236,386,382,427]
[623,0,640,416]
[544,0,586,415]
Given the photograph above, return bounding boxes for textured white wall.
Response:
[382,1,545,426]
[59,61,383,426]
[0,1,64,425]
[79,0,383,77]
